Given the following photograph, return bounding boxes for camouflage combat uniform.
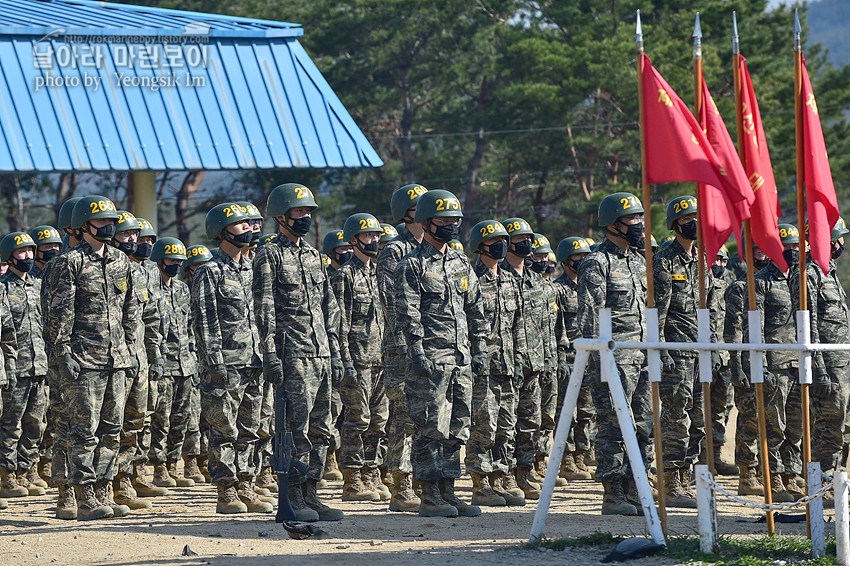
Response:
[395,241,489,481]
[709,268,736,459]
[538,277,565,460]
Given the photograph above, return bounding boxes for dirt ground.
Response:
[0,410,831,566]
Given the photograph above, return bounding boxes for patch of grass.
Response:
[521,531,625,551]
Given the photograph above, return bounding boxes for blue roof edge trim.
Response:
[0,26,304,39]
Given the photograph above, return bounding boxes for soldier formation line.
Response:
[0,183,846,523]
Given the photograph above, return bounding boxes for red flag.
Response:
[800,54,840,273]
[697,72,756,262]
[737,56,787,271]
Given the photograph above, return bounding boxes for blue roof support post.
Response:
[132,171,158,230]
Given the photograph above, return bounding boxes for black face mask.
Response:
[545,265,555,275]
[360,241,380,257]
[483,240,508,260]
[677,220,698,241]
[88,222,117,242]
[567,257,583,273]
[335,251,353,266]
[615,220,645,248]
[711,264,725,279]
[251,230,261,243]
[288,216,312,236]
[224,229,253,248]
[133,243,153,260]
[511,239,534,258]
[753,256,770,270]
[783,248,799,267]
[39,249,60,263]
[115,240,137,256]
[833,242,844,259]
[161,263,181,277]
[10,257,34,273]
[431,222,459,243]
[530,259,548,273]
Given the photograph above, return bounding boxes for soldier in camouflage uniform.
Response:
[467,220,523,507]
[48,195,138,521]
[376,184,427,513]
[791,219,850,477]
[396,189,489,518]
[193,204,271,515]
[379,224,398,252]
[577,192,649,516]
[553,237,595,481]
[253,184,343,522]
[0,280,11,511]
[323,229,353,280]
[0,233,42,499]
[500,217,549,500]
[332,213,390,503]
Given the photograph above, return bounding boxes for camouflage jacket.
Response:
[709,268,733,365]
[30,264,43,279]
[40,249,71,361]
[541,277,567,360]
[501,261,549,372]
[331,255,384,368]
[790,259,850,369]
[377,228,419,355]
[0,285,15,384]
[47,241,138,369]
[157,274,197,377]
[723,275,747,375]
[192,251,262,370]
[129,261,162,374]
[396,240,489,365]
[253,236,340,360]
[747,262,797,369]
[1,272,45,376]
[553,273,580,356]
[474,262,519,377]
[577,237,647,365]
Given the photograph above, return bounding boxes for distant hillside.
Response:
[808,0,850,66]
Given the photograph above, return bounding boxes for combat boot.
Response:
[601,481,638,516]
[663,470,696,508]
[389,472,420,512]
[514,467,541,500]
[152,463,177,488]
[680,468,696,498]
[38,459,53,487]
[55,484,77,520]
[770,473,794,503]
[167,460,195,487]
[303,480,344,521]
[322,452,343,481]
[0,467,28,498]
[536,457,565,487]
[528,460,546,486]
[197,455,212,483]
[737,466,764,496]
[364,467,390,501]
[439,477,481,517]
[236,480,273,513]
[714,456,738,476]
[560,452,591,480]
[574,450,595,474]
[133,463,169,497]
[73,484,113,521]
[782,473,807,498]
[418,480,458,518]
[96,479,131,517]
[342,468,379,502]
[470,473,506,507]
[287,483,319,522]
[257,466,278,494]
[17,469,46,496]
[183,456,205,484]
[216,484,248,514]
[491,471,526,506]
[113,474,151,510]
[381,465,393,488]
[27,466,48,489]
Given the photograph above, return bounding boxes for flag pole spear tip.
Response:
[732,11,740,55]
[636,10,644,52]
[693,13,702,40]
[794,8,802,51]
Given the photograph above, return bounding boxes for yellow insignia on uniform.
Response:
[553,301,559,311]
[141,289,149,301]
[115,280,128,291]
[672,274,687,281]
[458,277,468,291]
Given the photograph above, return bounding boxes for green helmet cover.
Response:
[58,197,83,229]
[598,192,643,227]
[778,223,799,245]
[343,213,382,242]
[0,232,36,262]
[150,237,188,262]
[413,190,462,223]
[556,237,591,264]
[380,223,398,243]
[30,225,62,246]
[391,184,428,223]
[502,218,533,237]
[70,195,119,229]
[322,230,347,254]
[469,220,509,253]
[265,183,318,218]
[666,195,698,230]
[115,210,141,233]
[184,244,213,267]
[205,203,251,240]
[532,233,553,254]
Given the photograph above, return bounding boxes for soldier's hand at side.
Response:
[58,354,80,382]
[410,355,433,379]
[812,367,832,396]
[471,353,488,376]
[149,359,163,381]
[262,353,284,388]
[330,353,344,384]
[661,352,676,374]
[127,356,139,378]
[343,364,357,384]
[208,363,228,386]
[2,372,15,391]
[711,351,721,373]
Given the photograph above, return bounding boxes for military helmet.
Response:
[469,220,509,254]
[778,223,799,245]
[71,195,119,229]
[115,211,141,233]
[666,195,698,230]
[391,184,428,223]
[184,244,213,267]
[532,233,553,254]
[395,223,405,234]
[136,218,157,240]
[716,244,729,259]
[0,232,36,262]
[660,234,675,246]
[413,190,462,223]
[343,213,382,242]
[58,197,83,230]
[832,217,849,242]
[598,192,643,227]
[237,201,263,221]
[30,225,62,246]
[651,235,659,251]
[205,203,250,240]
[380,223,398,243]
[259,233,278,247]
[503,218,534,237]
[589,242,601,252]
[547,251,556,263]
[659,239,674,251]
[556,237,591,264]
[150,237,188,262]
[265,183,318,218]
[448,239,464,252]
[322,230,347,254]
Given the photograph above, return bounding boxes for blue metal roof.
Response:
[0,0,383,172]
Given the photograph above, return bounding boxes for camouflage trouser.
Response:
[339,365,388,469]
[117,365,149,474]
[781,373,802,476]
[280,357,332,485]
[183,382,202,457]
[0,375,47,471]
[464,371,497,475]
[383,352,413,474]
[537,370,558,458]
[710,364,733,455]
[514,367,542,468]
[560,357,597,453]
[47,366,70,485]
[812,364,850,473]
[632,368,654,466]
[733,381,759,468]
[329,369,342,454]
[255,379,274,468]
[148,375,194,464]
[763,367,796,475]
[406,363,472,482]
[589,361,649,483]
[40,385,53,463]
[66,368,126,485]
[660,356,704,469]
[201,366,263,486]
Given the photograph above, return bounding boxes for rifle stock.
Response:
[273,392,308,523]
